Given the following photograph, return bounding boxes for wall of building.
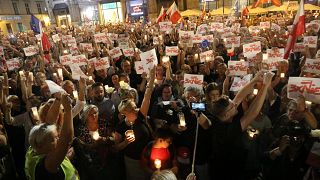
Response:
[0,0,49,34]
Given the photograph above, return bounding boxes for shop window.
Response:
[101,2,123,23]
[6,23,13,34]
[17,23,24,32]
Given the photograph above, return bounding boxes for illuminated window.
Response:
[101,2,123,23]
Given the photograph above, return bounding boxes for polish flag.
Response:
[252,0,281,8]
[38,21,51,63]
[201,1,206,19]
[242,6,249,17]
[283,0,305,59]
[167,2,181,24]
[227,45,235,57]
[156,6,166,23]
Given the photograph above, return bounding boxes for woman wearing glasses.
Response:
[114,66,155,180]
[25,94,79,180]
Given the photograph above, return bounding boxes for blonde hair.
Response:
[81,104,98,122]
[29,123,57,151]
[118,99,135,114]
[151,170,177,180]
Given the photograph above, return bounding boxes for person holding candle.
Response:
[114,66,155,180]
[25,93,79,180]
[141,128,178,178]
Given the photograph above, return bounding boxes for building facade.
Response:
[0,0,49,34]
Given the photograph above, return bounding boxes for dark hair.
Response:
[154,128,173,140]
[210,96,230,117]
[91,82,104,89]
[205,82,221,96]
[158,83,172,97]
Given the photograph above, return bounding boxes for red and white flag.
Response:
[252,0,281,8]
[201,1,206,19]
[38,21,51,63]
[227,45,235,57]
[283,0,305,59]
[156,6,166,23]
[166,2,181,24]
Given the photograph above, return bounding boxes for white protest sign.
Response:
[135,61,149,74]
[263,59,280,71]
[6,58,20,71]
[0,46,4,55]
[140,49,158,69]
[62,35,73,44]
[303,36,318,48]
[243,41,261,58]
[88,57,96,67]
[23,46,38,56]
[179,31,194,46]
[260,21,270,29]
[80,43,93,52]
[94,33,108,43]
[225,36,241,48]
[230,74,252,92]
[228,61,249,76]
[267,48,284,61]
[52,34,61,43]
[304,59,320,74]
[306,22,320,32]
[200,50,214,63]
[69,64,88,80]
[67,38,77,48]
[118,38,129,49]
[248,26,260,35]
[271,23,281,31]
[203,35,214,43]
[165,46,179,56]
[192,34,204,44]
[288,77,320,103]
[294,43,305,52]
[59,54,72,65]
[122,48,135,57]
[159,22,172,32]
[107,33,118,41]
[209,23,224,32]
[45,80,66,94]
[70,54,87,66]
[196,24,208,34]
[183,74,204,89]
[231,23,241,33]
[109,47,123,59]
[94,57,110,71]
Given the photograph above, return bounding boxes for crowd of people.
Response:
[0,10,319,180]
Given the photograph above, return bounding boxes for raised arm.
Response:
[140,66,156,117]
[45,93,62,124]
[296,97,317,129]
[45,94,73,173]
[240,72,274,131]
[232,71,264,106]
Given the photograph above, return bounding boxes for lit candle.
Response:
[57,68,63,79]
[280,73,285,78]
[91,131,100,140]
[31,107,40,120]
[240,58,245,62]
[253,89,258,95]
[305,101,312,108]
[131,28,134,32]
[73,90,78,99]
[194,54,198,59]
[262,53,268,61]
[144,35,148,41]
[53,73,57,78]
[125,130,135,141]
[179,113,186,127]
[19,71,24,77]
[63,49,68,54]
[223,38,227,42]
[162,56,170,63]
[154,159,161,169]
[206,56,210,62]
[159,35,163,41]
[88,76,93,81]
[29,72,34,82]
[135,48,139,52]
[104,85,109,91]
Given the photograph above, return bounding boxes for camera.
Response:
[191,102,206,112]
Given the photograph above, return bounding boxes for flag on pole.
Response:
[30,14,51,62]
[242,6,249,17]
[166,2,181,24]
[201,1,206,19]
[157,6,166,23]
[252,0,281,8]
[284,0,305,59]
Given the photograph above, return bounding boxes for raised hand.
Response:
[61,94,72,111]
